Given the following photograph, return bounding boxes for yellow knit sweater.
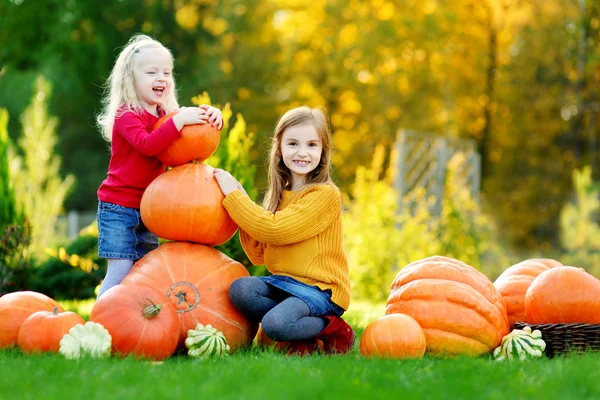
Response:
[222,184,351,310]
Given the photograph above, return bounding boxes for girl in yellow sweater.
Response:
[213,106,354,355]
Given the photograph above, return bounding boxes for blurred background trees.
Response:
[1,0,599,299]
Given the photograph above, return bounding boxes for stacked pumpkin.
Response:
[365,256,510,358]
[491,258,600,358]
[89,114,258,360]
[493,258,563,327]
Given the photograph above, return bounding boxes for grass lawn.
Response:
[2,300,600,399]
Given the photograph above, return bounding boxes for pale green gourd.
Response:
[185,323,230,358]
[493,326,546,361]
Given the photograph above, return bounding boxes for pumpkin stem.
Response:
[142,298,162,319]
[52,307,59,315]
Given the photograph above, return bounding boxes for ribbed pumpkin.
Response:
[121,242,257,351]
[525,266,600,324]
[494,258,562,327]
[0,291,64,349]
[386,256,509,356]
[360,314,426,359]
[154,112,220,167]
[90,283,179,360]
[17,308,85,354]
[140,163,238,246]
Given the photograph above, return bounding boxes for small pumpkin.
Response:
[17,307,85,354]
[0,291,64,349]
[525,266,600,324]
[154,112,220,167]
[386,256,509,356]
[59,321,112,359]
[185,323,230,358]
[493,326,546,361]
[90,283,179,360]
[360,314,426,359]
[122,242,257,351]
[140,163,238,246]
[494,258,562,327]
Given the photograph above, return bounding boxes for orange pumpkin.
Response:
[360,314,426,359]
[0,291,64,349]
[154,112,220,167]
[90,283,179,360]
[140,163,238,246]
[17,308,85,354]
[494,258,562,326]
[121,242,257,351]
[386,256,509,356]
[525,266,600,324]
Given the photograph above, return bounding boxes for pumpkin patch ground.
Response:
[3,300,600,399]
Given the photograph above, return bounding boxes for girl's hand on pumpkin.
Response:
[199,105,224,130]
[172,106,208,130]
[214,168,244,196]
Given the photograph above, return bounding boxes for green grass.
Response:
[3,299,600,399]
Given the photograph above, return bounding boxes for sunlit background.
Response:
[1,0,599,301]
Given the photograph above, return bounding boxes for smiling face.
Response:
[280,124,323,190]
[132,46,174,116]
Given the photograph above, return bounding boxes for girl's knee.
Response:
[260,313,288,341]
[229,276,261,303]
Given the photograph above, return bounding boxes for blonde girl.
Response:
[214,106,354,355]
[96,34,223,298]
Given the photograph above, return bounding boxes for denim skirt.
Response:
[97,200,158,260]
[258,275,344,317]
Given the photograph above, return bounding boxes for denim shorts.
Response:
[258,275,344,317]
[97,200,158,260]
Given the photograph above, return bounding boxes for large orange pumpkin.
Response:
[360,314,426,359]
[386,256,509,356]
[140,162,238,246]
[90,283,179,360]
[525,266,600,324]
[154,112,220,167]
[17,308,85,354]
[0,291,64,349]
[121,242,257,351]
[494,258,562,327]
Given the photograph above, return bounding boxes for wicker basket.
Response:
[514,322,600,358]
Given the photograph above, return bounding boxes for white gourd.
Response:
[59,321,112,359]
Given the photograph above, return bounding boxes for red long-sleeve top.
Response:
[97,107,180,209]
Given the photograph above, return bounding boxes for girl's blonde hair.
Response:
[262,106,335,213]
[97,34,179,142]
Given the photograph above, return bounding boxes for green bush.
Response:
[559,166,600,277]
[344,145,511,302]
[194,93,267,275]
[28,228,105,300]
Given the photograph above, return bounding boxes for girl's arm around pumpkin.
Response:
[222,185,340,246]
[239,229,265,265]
[116,111,181,156]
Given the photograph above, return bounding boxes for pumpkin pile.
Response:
[106,114,256,359]
[493,258,563,326]
[0,291,107,357]
[382,256,510,357]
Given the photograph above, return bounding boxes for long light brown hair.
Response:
[262,106,335,213]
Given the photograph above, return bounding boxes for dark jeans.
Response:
[229,276,331,341]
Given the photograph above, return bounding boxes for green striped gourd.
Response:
[185,323,230,358]
[493,326,546,361]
